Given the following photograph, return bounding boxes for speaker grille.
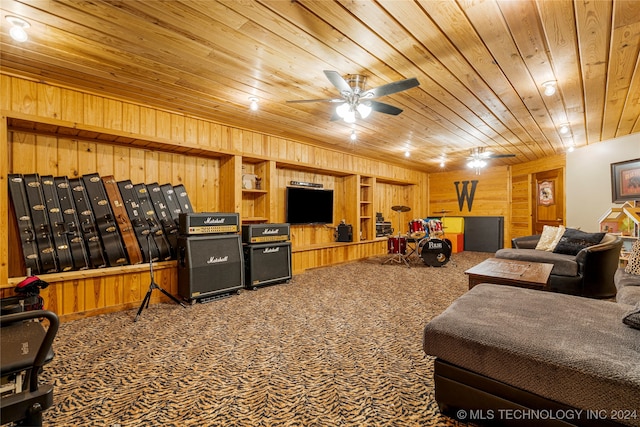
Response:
[244,242,292,289]
[177,235,244,300]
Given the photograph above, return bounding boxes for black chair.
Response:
[1,310,59,427]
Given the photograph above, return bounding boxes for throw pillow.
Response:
[552,229,606,256]
[535,225,560,251]
[622,305,640,330]
[624,239,640,275]
[548,225,565,252]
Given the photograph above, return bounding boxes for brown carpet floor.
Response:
[41,251,492,426]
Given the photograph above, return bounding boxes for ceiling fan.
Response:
[287,70,420,123]
[466,147,516,174]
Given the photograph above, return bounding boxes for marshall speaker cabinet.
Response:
[243,242,292,290]
[177,234,244,303]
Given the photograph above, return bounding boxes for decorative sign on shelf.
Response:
[290,181,323,188]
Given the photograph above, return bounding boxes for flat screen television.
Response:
[286,187,334,224]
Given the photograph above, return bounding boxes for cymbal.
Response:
[391,205,411,212]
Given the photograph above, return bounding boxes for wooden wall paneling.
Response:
[124,272,143,305]
[77,140,98,175]
[139,106,157,138]
[104,98,123,131]
[36,84,61,119]
[113,145,131,180]
[104,274,124,308]
[11,132,37,173]
[128,147,147,184]
[157,151,173,185]
[155,110,172,140]
[220,155,241,212]
[171,114,186,142]
[57,138,80,178]
[60,88,84,122]
[1,76,11,111]
[62,279,85,315]
[144,149,160,183]
[84,276,106,312]
[230,128,243,153]
[83,94,104,128]
[11,78,38,115]
[1,116,8,285]
[96,143,115,176]
[196,119,211,148]
[35,134,58,174]
[209,122,223,151]
[122,103,141,134]
[185,117,198,146]
[510,173,532,239]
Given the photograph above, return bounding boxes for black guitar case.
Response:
[134,183,172,261]
[54,176,90,270]
[40,175,74,271]
[160,184,183,225]
[7,174,41,275]
[147,183,179,256]
[69,178,107,269]
[173,184,194,215]
[82,173,128,267]
[22,174,58,273]
[116,180,160,263]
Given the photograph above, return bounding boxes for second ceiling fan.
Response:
[287,70,420,123]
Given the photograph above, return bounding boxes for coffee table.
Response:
[465,258,553,291]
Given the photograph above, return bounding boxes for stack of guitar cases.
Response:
[8,173,194,275]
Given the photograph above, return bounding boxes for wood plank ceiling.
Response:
[1,0,639,172]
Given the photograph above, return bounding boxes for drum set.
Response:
[384,206,453,267]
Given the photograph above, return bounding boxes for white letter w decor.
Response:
[454,180,478,212]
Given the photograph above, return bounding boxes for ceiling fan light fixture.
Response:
[467,159,486,169]
[356,103,372,119]
[335,102,349,118]
[343,109,356,123]
[6,16,30,42]
[542,81,556,96]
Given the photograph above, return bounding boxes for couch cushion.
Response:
[495,248,578,276]
[625,239,640,275]
[616,268,640,305]
[535,225,565,251]
[423,284,640,421]
[623,305,640,330]
[553,229,606,256]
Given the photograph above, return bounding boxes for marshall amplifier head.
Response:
[179,212,240,235]
[242,223,290,244]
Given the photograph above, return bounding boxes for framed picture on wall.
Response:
[611,158,640,203]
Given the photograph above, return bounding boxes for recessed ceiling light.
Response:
[6,16,30,42]
[559,123,570,135]
[405,151,410,158]
[542,81,556,96]
[248,97,259,111]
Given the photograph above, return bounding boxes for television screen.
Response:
[286,187,334,224]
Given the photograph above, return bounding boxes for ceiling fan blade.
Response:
[362,77,420,99]
[323,70,353,95]
[488,153,516,158]
[369,100,403,115]
[286,98,344,104]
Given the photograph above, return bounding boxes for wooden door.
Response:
[532,168,564,234]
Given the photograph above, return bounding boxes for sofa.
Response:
[423,255,640,426]
[494,230,622,298]
[423,284,640,426]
